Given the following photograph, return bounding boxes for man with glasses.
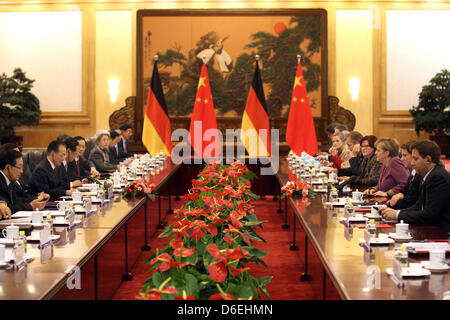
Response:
[28,140,78,198]
[0,150,47,214]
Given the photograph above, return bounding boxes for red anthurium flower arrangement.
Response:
[141,162,272,300]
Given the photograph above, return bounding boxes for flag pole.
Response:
[297,54,301,64]
[154,54,159,62]
[255,54,260,61]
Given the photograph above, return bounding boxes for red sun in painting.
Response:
[274,22,287,35]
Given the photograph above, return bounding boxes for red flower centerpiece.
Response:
[122,180,156,200]
[281,179,315,199]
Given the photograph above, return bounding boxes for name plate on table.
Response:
[40,245,53,264]
[364,229,371,246]
[13,244,26,269]
[391,259,405,288]
[40,227,52,248]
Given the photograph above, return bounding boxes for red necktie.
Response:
[76,160,80,176]
[54,167,57,175]
[124,140,128,153]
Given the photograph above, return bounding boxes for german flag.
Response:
[142,60,173,156]
[240,60,271,157]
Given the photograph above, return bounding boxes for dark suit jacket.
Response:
[28,159,70,198]
[89,146,117,173]
[117,137,133,159]
[398,164,450,232]
[78,155,94,177]
[392,172,422,209]
[61,161,81,183]
[338,153,364,177]
[0,173,33,213]
[107,147,121,165]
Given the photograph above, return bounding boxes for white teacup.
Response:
[32,211,43,225]
[2,225,19,239]
[429,250,446,269]
[54,216,66,224]
[72,192,82,202]
[90,184,99,193]
[354,213,364,220]
[57,201,69,212]
[409,262,422,273]
[329,172,337,182]
[0,244,5,263]
[352,190,363,202]
[395,220,409,238]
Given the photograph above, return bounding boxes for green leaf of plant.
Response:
[158,224,174,238]
[185,272,200,297]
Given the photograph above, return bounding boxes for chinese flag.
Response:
[142,60,173,156]
[240,61,271,157]
[189,63,221,158]
[286,59,318,156]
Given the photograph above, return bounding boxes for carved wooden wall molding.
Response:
[328,96,356,131]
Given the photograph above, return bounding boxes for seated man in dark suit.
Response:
[61,138,84,187]
[108,130,123,165]
[74,136,100,179]
[117,124,135,159]
[28,140,77,198]
[0,150,48,213]
[108,130,133,166]
[0,143,48,204]
[381,140,450,232]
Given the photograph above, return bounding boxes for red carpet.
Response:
[112,197,338,300]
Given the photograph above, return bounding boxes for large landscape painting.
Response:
[136,9,328,143]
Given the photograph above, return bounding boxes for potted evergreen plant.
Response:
[409,69,450,158]
[0,68,42,147]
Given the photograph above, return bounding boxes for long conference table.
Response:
[0,162,182,300]
[1,159,449,300]
[276,158,450,300]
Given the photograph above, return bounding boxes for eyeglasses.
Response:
[11,165,23,171]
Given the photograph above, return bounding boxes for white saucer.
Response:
[424,264,450,273]
[365,213,382,220]
[313,189,327,193]
[26,235,60,242]
[386,267,431,277]
[342,216,366,222]
[0,238,15,245]
[30,222,44,227]
[0,261,8,267]
[388,232,413,241]
[359,237,395,245]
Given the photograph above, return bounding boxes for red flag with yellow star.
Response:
[189,63,221,158]
[286,59,318,156]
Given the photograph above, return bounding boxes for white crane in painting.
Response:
[197,36,233,73]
